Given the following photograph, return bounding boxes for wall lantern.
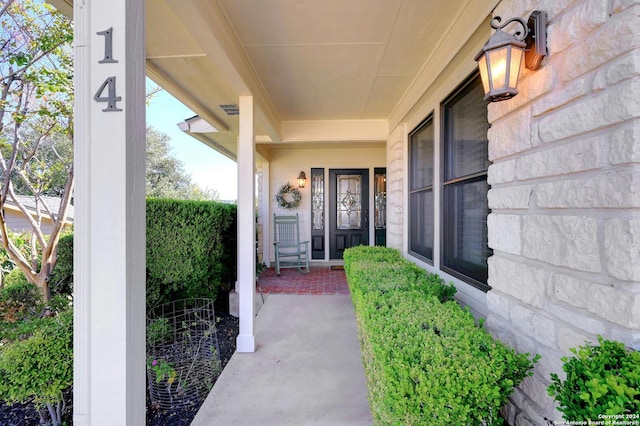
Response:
[474,10,547,102]
[297,171,307,188]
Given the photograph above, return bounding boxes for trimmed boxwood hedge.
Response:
[146,198,236,308]
[344,246,538,426]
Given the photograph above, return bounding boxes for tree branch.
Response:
[6,187,47,248]
[0,0,16,18]
[0,211,37,282]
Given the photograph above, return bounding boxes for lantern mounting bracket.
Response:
[490,16,528,41]
[524,10,547,71]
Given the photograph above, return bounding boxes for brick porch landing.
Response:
[257,266,349,295]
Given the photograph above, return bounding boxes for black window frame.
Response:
[440,72,492,292]
[408,113,435,264]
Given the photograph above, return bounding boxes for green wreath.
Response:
[275,182,302,210]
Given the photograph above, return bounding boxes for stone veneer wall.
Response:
[386,124,406,250]
[486,0,640,424]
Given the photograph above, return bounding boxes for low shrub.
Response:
[344,246,456,303]
[344,246,538,425]
[0,309,73,426]
[548,336,640,420]
[0,271,43,323]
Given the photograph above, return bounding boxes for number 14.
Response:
[94,27,122,112]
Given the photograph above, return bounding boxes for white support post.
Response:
[74,0,146,424]
[236,96,256,352]
[261,162,271,266]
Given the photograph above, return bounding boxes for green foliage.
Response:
[0,310,73,426]
[48,232,73,297]
[548,337,640,420]
[344,246,456,303]
[147,357,177,384]
[0,271,43,323]
[0,231,34,280]
[146,199,237,308]
[146,127,219,200]
[3,267,30,288]
[0,315,48,345]
[344,246,537,425]
[147,317,173,346]
[0,0,74,310]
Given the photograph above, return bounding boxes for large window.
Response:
[441,73,491,290]
[408,115,435,262]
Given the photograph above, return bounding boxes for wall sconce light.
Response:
[297,171,307,188]
[474,11,547,102]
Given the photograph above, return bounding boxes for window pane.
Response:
[410,119,434,190]
[409,115,435,262]
[410,190,434,260]
[444,81,489,180]
[442,74,491,289]
[442,178,492,284]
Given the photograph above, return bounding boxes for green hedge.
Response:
[146,198,236,308]
[344,246,537,425]
[0,309,73,426]
[48,233,74,298]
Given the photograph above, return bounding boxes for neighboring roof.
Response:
[5,195,74,222]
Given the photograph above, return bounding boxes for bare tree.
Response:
[0,0,74,302]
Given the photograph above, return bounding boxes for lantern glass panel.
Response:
[508,47,524,89]
[488,47,508,90]
[477,54,490,96]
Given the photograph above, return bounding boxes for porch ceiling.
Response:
[50,0,495,159]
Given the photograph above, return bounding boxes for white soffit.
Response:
[218,0,461,121]
[52,0,497,156]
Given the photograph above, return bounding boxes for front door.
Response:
[329,169,369,259]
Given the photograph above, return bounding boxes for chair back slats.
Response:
[273,213,309,275]
[274,215,300,247]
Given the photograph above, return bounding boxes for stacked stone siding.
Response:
[487,1,640,424]
[386,124,406,250]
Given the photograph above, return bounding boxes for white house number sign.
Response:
[93,27,122,112]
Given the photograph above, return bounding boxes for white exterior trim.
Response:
[236,95,256,352]
[73,0,146,423]
[261,162,271,266]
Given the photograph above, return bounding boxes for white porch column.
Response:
[261,162,271,266]
[74,0,146,424]
[236,95,256,352]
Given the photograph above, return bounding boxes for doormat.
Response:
[331,265,344,270]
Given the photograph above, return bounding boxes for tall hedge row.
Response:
[344,246,537,426]
[146,199,236,308]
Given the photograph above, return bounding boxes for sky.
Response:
[145,88,238,201]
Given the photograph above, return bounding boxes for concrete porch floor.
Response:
[191,294,373,426]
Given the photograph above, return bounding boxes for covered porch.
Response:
[47,0,506,423]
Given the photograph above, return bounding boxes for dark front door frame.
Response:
[329,168,370,259]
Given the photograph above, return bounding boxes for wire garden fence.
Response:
[146,298,222,409]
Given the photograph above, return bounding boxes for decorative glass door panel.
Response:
[310,168,325,259]
[336,174,362,230]
[329,169,369,259]
[374,168,386,246]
